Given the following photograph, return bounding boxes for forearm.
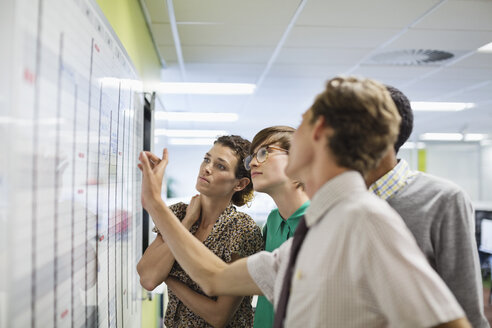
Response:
[432,317,471,328]
[148,200,260,296]
[166,277,242,328]
[137,235,176,290]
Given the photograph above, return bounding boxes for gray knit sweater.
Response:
[388,172,489,328]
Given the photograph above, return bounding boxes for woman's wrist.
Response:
[147,197,165,219]
[182,215,196,230]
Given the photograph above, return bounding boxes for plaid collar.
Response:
[369,159,417,201]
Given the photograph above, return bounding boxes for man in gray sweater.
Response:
[365,86,489,328]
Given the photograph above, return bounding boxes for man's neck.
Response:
[303,159,350,199]
[365,150,398,188]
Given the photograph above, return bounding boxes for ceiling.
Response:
[141,0,492,144]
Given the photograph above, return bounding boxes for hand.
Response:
[138,148,169,212]
[183,194,201,229]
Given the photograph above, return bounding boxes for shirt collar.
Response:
[273,201,310,233]
[305,171,366,228]
[369,159,417,201]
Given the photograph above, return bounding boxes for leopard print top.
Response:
[161,202,264,328]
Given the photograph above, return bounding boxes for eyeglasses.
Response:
[244,145,289,171]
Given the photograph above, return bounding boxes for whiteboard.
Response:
[0,0,144,327]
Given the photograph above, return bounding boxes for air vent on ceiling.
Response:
[370,49,454,66]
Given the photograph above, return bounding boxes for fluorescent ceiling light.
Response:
[464,134,488,141]
[400,141,426,149]
[154,129,228,137]
[420,133,463,141]
[155,112,238,122]
[153,82,255,95]
[168,138,216,146]
[478,42,492,53]
[420,133,488,141]
[411,102,475,111]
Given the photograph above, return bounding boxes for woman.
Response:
[137,135,263,328]
[244,126,310,328]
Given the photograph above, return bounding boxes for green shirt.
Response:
[253,201,310,328]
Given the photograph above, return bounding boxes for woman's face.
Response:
[196,143,241,200]
[249,142,290,194]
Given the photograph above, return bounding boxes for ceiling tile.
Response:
[297,0,442,29]
[143,0,169,23]
[276,47,370,65]
[151,23,174,46]
[351,65,436,80]
[172,0,300,25]
[268,63,352,78]
[429,67,492,81]
[387,29,492,51]
[181,46,273,65]
[415,0,492,31]
[286,26,400,48]
[453,53,492,69]
[177,24,285,46]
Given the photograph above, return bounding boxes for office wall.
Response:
[0,0,144,327]
[482,145,492,202]
[425,143,482,201]
[96,0,162,84]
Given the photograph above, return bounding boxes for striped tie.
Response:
[273,216,309,328]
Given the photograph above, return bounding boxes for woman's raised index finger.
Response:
[139,151,152,174]
[143,151,161,163]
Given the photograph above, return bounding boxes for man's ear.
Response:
[234,177,250,192]
[312,115,327,141]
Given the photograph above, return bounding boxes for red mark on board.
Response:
[61,309,69,318]
[99,235,104,241]
[94,44,100,52]
[78,189,84,194]
[119,151,121,156]
[23,68,35,84]
[78,152,85,158]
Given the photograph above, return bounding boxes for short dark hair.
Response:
[309,76,401,174]
[214,135,253,206]
[385,85,414,154]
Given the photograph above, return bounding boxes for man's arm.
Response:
[165,277,244,328]
[148,201,261,296]
[138,150,261,296]
[432,189,488,327]
[432,318,471,328]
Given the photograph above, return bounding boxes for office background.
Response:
[1,0,491,327]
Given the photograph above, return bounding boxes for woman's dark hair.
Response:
[214,135,253,206]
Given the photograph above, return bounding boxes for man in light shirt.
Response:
[138,76,470,327]
[365,86,488,328]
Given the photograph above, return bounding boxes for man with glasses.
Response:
[138,76,470,327]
